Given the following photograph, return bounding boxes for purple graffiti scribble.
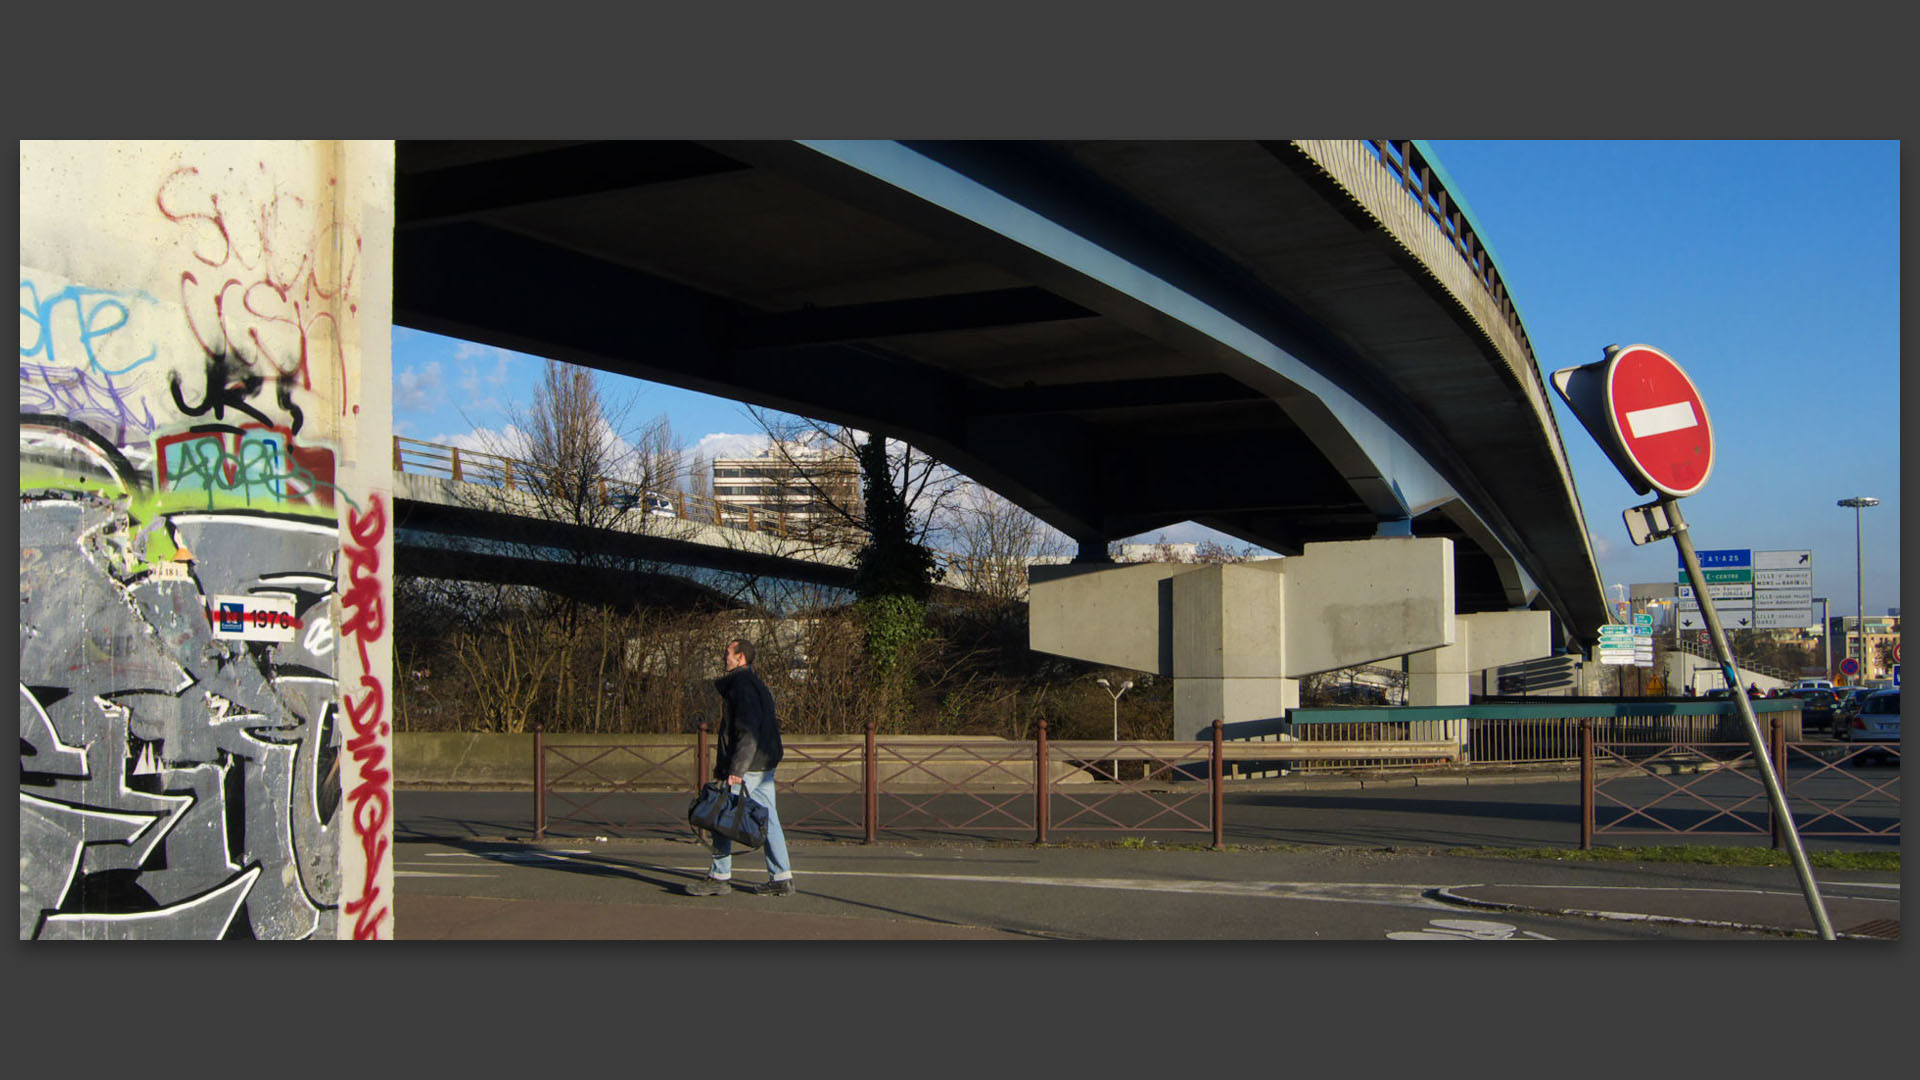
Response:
[19,362,160,444]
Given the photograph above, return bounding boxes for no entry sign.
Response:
[1605,345,1713,497]
[1553,344,1715,499]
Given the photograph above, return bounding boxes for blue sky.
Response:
[390,140,1900,618]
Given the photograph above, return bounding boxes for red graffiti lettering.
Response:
[156,165,362,413]
[340,494,387,662]
[339,493,391,940]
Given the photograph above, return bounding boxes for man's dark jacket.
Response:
[714,665,783,779]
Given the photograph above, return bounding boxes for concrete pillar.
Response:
[1030,537,1457,741]
[1406,610,1555,757]
[1169,563,1299,739]
[20,141,395,940]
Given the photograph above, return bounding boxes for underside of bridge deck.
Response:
[391,140,1607,642]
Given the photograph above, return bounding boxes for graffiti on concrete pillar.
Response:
[20,146,375,940]
[338,494,392,939]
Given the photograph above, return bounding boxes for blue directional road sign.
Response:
[1684,548,1751,569]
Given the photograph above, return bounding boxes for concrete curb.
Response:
[1430,886,1891,940]
[1430,885,1815,938]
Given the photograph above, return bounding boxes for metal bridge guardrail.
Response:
[1276,700,1805,769]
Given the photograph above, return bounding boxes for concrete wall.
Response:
[20,141,395,939]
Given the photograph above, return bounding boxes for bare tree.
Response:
[939,481,1072,609]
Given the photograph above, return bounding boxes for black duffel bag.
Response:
[687,782,769,850]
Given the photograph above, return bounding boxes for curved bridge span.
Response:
[393,139,1607,647]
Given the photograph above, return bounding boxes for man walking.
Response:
[686,638,796,896]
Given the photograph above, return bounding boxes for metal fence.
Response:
[534,719,1235,847]
[1580,717,1899,847]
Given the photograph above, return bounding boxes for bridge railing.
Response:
[1364,140,1534,376]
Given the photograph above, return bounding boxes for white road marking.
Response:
[647,864,1457,911]
[395,871,493,879]
[423,850,586,862]
[1388,918,1552,941]
[1624,400,1699,438]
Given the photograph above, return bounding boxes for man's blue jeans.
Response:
[707,770,792,881]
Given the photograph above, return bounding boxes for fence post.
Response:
[534,721,546,841]
[1211,718,1225,850]
[695,721,709,790]
[1770,715,1786,850]
[1035,718,1049,845]
[864,719,878,844]
[1579,717,1593,850]
[391,436,403,473]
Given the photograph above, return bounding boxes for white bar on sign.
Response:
[1751,609,1816,629]
[1754,569,1812,587]
[1755,588,1813,607]
[1624,401,1699,438]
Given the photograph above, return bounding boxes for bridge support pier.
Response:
[1405,611,1555,757]
[1031,537,1458,740]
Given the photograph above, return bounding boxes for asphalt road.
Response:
[391,835,1901,941]
[392,767,1899,941]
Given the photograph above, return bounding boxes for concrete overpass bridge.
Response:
[391,139,1611,728]
[390,436,997,607]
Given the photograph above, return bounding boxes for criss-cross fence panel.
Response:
[876,739,1040,837]
[1043,739,1217,836]
[1587,740,1774,842]
[535,729,709,839]
[1782,742,1900,838]
[1580,719,1900,848]
[775,741,868,836]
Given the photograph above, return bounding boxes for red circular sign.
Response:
[1605,345,1714,497]
[1840,657,1859,676]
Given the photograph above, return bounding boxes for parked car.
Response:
[1790,688,1839,732]
[1831,687,1880,736]
[1837,689,1900,746]
[607,490,677,517]
[1793,678,1834,692]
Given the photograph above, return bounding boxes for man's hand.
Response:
[727,774,743,787]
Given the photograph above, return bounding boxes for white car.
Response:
[1837,688,1900,746]
[1793,678,1834,692]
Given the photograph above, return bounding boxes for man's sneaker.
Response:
[751,878,795,897]
[684,876,732,896]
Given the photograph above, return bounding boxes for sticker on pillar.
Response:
[207,594,303,642]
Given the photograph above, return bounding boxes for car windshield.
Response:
[1863,693,1898,715]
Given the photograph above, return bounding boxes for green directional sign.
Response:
[1680,568,1752,584]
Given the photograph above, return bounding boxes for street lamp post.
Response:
[1814,596,1829,680]
[1838,497,1879,685]
[1095,677,1133,778]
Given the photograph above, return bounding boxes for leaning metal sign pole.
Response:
[1555,344,1834,940]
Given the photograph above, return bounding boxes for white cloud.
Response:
[432,424,533,460]
[1589,530,1616,561]
[395,360,443,411]
[694,432,775,461]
